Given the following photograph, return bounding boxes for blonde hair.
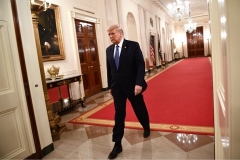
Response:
[107,24,124,35]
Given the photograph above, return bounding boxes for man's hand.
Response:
[109,89,112,95]
[134,85,142,96]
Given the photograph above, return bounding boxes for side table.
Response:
[46,75,86,114]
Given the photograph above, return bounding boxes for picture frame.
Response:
[37,4,65,61]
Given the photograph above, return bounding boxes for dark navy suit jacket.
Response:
[106,39,147,97]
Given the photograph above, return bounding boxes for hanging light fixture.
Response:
[30,0,51,12]
[184,16,197,33]
[167,0,190,21]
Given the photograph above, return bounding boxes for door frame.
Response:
[70,10,105,98]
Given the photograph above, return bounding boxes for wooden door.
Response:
[186,26,204,57]
[0,0,33,159]
[75,20,102,98]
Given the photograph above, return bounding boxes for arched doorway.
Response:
[126,12,137,41]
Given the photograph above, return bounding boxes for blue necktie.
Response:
[115,45,119,69]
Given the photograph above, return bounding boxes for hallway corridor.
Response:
[43,65,214,159]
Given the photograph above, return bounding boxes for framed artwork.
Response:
[37,4,65,61]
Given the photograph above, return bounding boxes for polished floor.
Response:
[43,61,214,160]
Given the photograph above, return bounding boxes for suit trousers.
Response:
[112,93,150,142]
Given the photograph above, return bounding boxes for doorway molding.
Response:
[70,10,107,97]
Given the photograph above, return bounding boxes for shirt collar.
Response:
[116,38,124,48]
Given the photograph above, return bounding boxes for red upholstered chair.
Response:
[161,59,168,69]
[145,58,156,73]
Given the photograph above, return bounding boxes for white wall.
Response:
[227,1,240,157]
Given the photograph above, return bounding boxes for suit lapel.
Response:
[119,39,128,69]
[109,44,118,70]
[110,44,115,59]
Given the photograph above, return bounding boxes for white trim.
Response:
[217,83,226,117]
[70,11,100,24]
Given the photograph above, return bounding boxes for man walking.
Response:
[106,24,150,159]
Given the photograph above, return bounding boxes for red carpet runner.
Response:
[69,57,214,135]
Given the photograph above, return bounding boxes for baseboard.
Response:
[42,143,54,158]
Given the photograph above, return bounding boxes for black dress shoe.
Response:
[108,146,122,159]
[143,129,150,138]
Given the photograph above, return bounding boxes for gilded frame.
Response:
[37,4,65,61]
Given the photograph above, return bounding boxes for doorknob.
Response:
[88,66,93,68]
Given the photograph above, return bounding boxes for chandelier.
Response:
[30,0,51,11]
[184,17,197,33]
[167,0,190,21]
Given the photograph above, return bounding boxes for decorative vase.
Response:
[47,65,60,79]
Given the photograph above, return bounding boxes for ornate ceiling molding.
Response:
[149,0,168,13]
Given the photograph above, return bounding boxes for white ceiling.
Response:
[150,0,209,19]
